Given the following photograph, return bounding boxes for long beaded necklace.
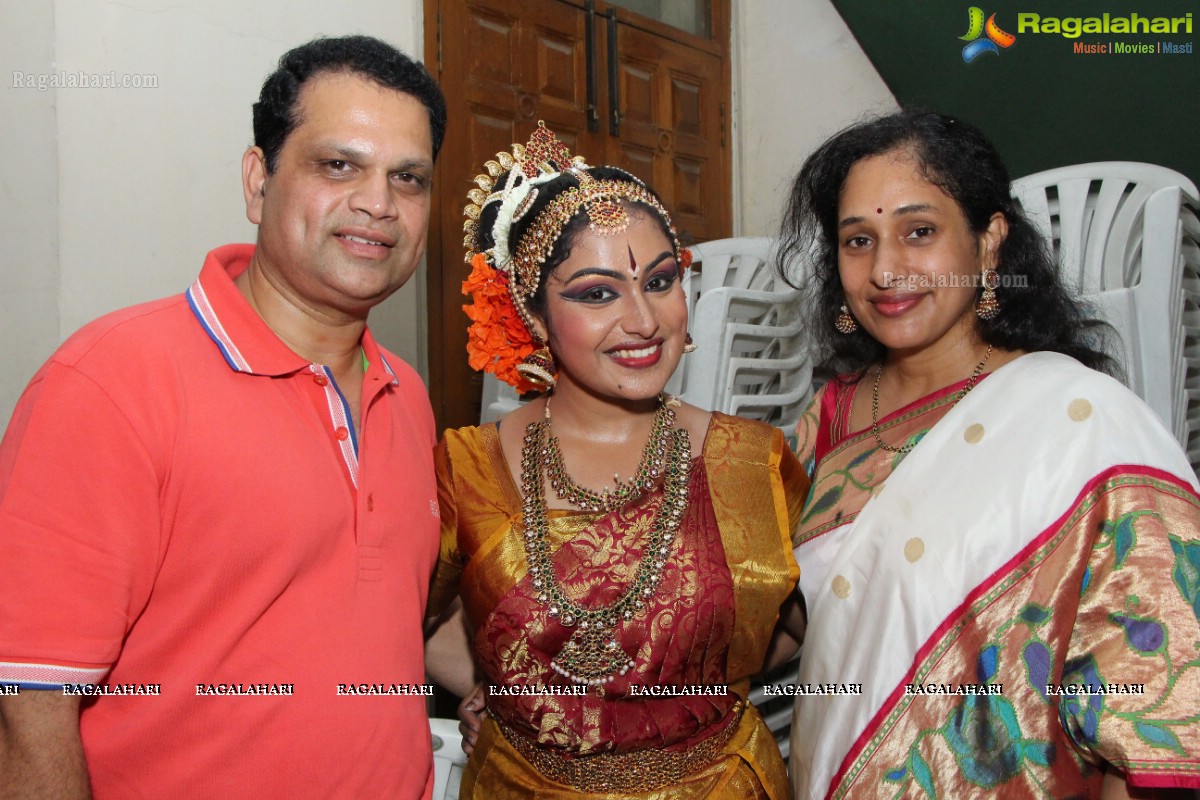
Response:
[542,395,676,512]
[871,345,994,454]
[519,396,691,685]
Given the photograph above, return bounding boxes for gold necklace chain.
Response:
[871,345,994,454]
[519,408,691,685]
[542,395,675,513]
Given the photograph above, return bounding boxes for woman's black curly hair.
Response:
[777,109,1117,378]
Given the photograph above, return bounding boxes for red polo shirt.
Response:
[0,245,439,799]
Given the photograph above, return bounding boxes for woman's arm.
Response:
[761,420,811,675]
[424,598,478,698]
[760,590,807,674]
[456,683,486,756]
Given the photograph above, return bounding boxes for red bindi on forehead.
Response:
[627,244,639,277]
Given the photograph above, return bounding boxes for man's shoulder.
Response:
[51,293,192,371]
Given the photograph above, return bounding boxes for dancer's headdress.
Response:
[461,122,687,392]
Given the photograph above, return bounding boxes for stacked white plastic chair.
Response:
[429,717,467,799]
[678,237,812,437]
[1010,162,1200,471]
[677,237,812,760]
[1182,201,1200,469]
[479,362,523,423]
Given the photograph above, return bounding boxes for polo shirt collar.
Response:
[186,244,400,386]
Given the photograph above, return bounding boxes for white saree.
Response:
[791,352,1200,799]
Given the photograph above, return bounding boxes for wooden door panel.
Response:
[669,75,703,138]
[439,106,523,425]
[461,108,521,192]
[671,153,711,238]
[608,24,661,164]
[606,21,726,245]
[618,59,656,130]
[664,57,720,242]
[671,155,704,213]
[524,2,590,119]
[610,140,657,183]
[463,5,520,86]
[530,33,581,108]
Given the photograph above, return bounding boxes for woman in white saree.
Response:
[780,110,1200,800]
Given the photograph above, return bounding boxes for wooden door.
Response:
[604,17,728,245]
[424,0,730,431]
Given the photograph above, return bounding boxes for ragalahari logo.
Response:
[960,7,1017,62]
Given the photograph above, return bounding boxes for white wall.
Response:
[1,3,60,425]
[0,0,427,424]
[732,0,897,236]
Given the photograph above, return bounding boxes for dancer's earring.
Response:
[517,345,557,388]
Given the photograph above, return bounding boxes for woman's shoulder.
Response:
[984,352,1196,485]
[439,423,494,452]
[708,410,771,434]
[437,423,502,482]
[704,411,789,464]
[999,352,1148,412]
[672,401,714,450]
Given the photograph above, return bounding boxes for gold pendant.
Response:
[549,622,635,686]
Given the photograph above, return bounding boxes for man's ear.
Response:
[242,146,268,225]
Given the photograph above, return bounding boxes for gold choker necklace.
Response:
[542,395,675,513]
[519,396,691,685]
[871,345,993,454]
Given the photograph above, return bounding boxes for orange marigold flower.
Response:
[462,254,539,393]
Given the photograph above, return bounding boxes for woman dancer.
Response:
[425,123,807,798]
[782,110,1200,799]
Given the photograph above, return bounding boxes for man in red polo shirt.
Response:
[0,36,446,799]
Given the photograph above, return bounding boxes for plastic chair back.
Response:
[480,365,522,424]
[680,238,813,435]
[1011,162,1200,470]
[430,717,467,800]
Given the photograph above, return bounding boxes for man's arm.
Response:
[0,691,89,799]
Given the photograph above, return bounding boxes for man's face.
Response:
[243,71,434,319]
